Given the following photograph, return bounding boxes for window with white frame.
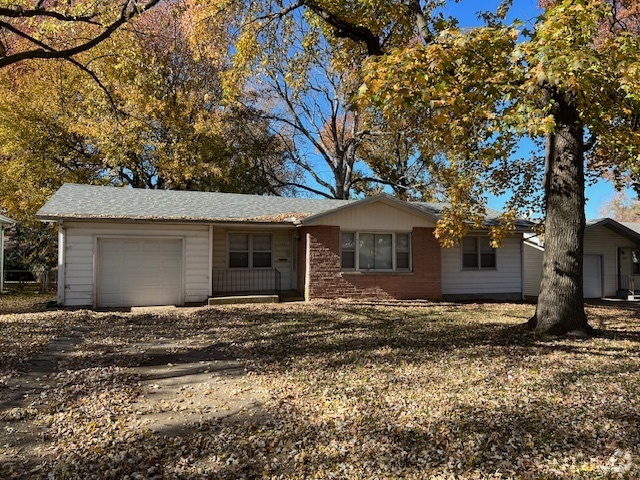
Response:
[462,236,496,270]
[341,232,411,271]
[229,233,272,268]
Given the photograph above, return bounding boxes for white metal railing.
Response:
[619,275,636,295]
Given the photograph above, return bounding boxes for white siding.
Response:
[211,227,296,291]
[311,202,436,230]
[584,226,637,297]
[523,242,544,297]
[523,225,640,298]
[583,255,603,298]
[441,236,523,296]
[62,221,210,306]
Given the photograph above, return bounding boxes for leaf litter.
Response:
[0,300,639,478]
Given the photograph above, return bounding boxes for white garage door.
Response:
[97,238,183,307]
[583,254,603,299]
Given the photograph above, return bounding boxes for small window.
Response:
[229,233,272,268]
[480,238,496,268]
[341,232,355,269]
[229,234,249,268]
[252,234,272,268]
[633,251,640,275]
[396,233,410,270]
[341,232,411,272]
[462,237,478,269]
[462,237,496,270]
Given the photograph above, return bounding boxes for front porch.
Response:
[617,274,640,300]
[209,268,303,304]
[212,268,282,294]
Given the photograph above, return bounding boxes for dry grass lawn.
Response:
[1,297,639,479]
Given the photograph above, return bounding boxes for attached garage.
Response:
[96,238,184,307]
[583,254,603,299]
[524,218,640,299]
[37,183,539,307]
[50,220,210,308]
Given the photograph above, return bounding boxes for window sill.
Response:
[228,267,275,270]
[341,271,414,276]
[461,268,497,272]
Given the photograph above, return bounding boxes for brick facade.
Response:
[297,225,442,300]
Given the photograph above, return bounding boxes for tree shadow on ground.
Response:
[183,304,640,372]
[4,301,640,478]
[15,389,639,479]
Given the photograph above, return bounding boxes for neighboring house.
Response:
[0,214,16,293]
[524,218,640,299]
[36,184,533,308]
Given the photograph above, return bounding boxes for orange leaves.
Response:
[360,25,519,137]
[4,301,640,477]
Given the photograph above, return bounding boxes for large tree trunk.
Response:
[528,95,593,336]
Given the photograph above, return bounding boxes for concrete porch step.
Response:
[208,295,279,306]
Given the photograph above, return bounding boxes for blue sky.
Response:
[444,0,628,220]
[297,0,628,219]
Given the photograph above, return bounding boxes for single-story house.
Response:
[524,218,640,299]
[0,213,16,293]
[36,183,534,308]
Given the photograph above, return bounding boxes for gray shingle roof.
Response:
[620,222,640,235]
[36,183,533,231]
[36,184,354,223]
[0,214,15,225]
[410,201,533,230]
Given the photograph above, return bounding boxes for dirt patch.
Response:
[0,315,267,473]
[0,326,88,466]
[130,339,268,436]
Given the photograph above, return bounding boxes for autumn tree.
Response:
[0,1,160,69]
[0,1,295,281]
[227,0,640,336]
[359,115,442,201]
[76,2,293,193]
[258,43,368,199]
[0,1,294,198]
[205,1,435,200]
[237,12,373,199]
[599,192,640,222]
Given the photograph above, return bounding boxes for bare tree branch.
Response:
[301,0,383,56]
[583,133,597,152]
[0,7,97,23]
[0,0,161,68]
[407,0,434,44]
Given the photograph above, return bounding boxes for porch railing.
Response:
[212,268,281,295]
[619,275,636,294]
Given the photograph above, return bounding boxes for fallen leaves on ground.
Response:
[1,300,640,479]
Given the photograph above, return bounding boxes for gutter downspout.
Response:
[208,225,214,297]
[57,221,65,306]
[520,235,525,301]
